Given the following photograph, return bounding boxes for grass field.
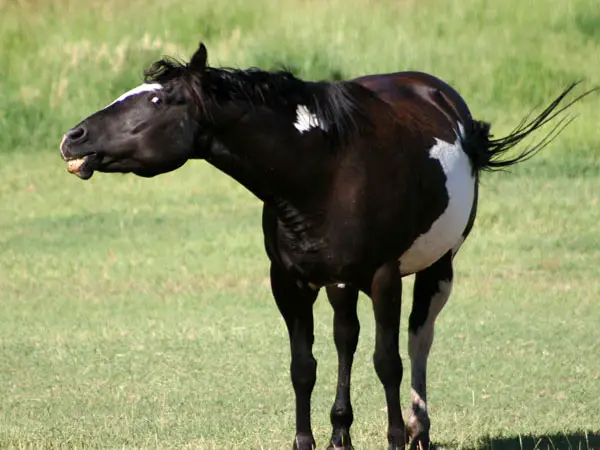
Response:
[1,0,600,448]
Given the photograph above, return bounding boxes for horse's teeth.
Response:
[67,158,85,172]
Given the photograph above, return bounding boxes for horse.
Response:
[59,42,595,450]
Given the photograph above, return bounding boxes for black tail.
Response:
[462,82,598,172]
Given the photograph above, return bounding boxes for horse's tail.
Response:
[461,82,597,172]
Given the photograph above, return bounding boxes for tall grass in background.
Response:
[1,0,599,173]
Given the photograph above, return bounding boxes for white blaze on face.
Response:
[399,124,475,275]
[294,104,324,133]
[105,83,163,108]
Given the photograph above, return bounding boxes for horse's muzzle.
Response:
[60,133,97,180]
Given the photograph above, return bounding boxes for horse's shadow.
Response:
[437,432,600,450]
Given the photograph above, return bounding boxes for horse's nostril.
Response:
[66,126,87,143]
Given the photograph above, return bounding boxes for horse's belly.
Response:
[399,129,475,275]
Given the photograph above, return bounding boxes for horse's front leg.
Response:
[326,284,360,450]
[270,264,319,450]
[370,262,406,450]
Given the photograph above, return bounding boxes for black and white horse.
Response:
[60,42,594,450]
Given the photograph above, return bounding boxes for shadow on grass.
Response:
[449,432,600,450]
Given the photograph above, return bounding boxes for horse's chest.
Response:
[399,133,475,275]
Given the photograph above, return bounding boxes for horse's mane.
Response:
[143,57,369,143]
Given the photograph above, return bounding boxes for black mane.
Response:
[144,57,369,142]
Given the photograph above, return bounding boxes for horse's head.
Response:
[60,43,211,179]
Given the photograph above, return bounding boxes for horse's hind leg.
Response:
[326,284,360,450]
[407,251,453,450]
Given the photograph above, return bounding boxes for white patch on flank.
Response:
[407,279,452,432]
[294,104,324,133]
[399,124,475,275]
[105,83,163,108]
[336,283,346,289]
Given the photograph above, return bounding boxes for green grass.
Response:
[1,0,600,448]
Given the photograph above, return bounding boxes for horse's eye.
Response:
[150,96,162,104]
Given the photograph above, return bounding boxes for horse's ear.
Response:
[189,42,208,73]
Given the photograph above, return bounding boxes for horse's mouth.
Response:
[65,153,97,180]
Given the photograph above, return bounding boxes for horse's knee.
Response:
[373,351,403,386]
[291,354,317,392]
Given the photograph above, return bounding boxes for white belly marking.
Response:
[399,125,475,275]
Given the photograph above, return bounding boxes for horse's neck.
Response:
[205,112,332,207]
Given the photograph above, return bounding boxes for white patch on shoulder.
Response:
[399,124,475,275]
[105,83,163,108]
[294,104,324,133]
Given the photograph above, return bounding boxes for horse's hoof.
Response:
[388,427,406,450]
[388,444,406,450]
[293,434,316,450]
[327,428,353,450]
[409,432,430,450]
[388,436,406,450]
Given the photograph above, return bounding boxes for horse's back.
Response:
[352,71,473,136]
